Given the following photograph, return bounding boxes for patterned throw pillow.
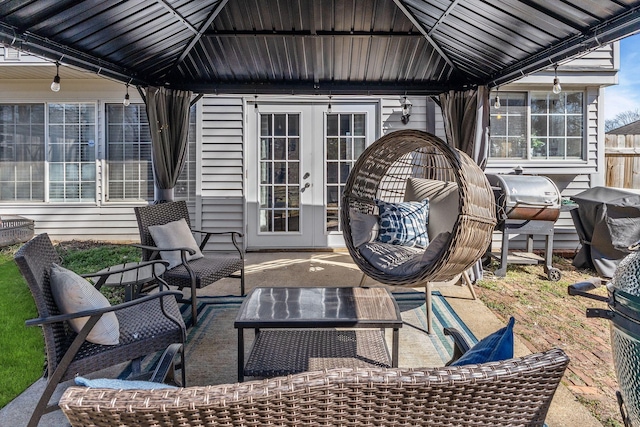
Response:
[375,199,429,248]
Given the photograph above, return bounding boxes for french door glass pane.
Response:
[325,113,366,232]
[258,113,300,232]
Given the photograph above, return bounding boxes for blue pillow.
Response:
[450,317,515,366]
[75,376,177,390]
[376,199,429,248]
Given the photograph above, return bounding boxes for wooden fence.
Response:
[605,134,640,189]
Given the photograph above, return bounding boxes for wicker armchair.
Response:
[341,129,496,333]
[134,200,245,325]
[14,233,187,427]
[61,347,569,427]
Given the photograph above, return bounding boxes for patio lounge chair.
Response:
[60,344,569,426]
[14,233,187,427]
[134,200,245,325]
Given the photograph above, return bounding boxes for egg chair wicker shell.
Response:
[341,129,496,286]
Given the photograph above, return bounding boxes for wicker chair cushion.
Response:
[50,264,120,345]
[349,209,379,247]
[75,376,176,390]
[404,178,459,238]
[451,316,515,366]
[148,218,204,269]
[359,232,450,276]
[375,199,429,248]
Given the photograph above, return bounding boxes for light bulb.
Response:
[552,78,562,94]
[51,62,61,92]
[50,76,60,92]
[123,93,130,106]
[494,95,501,109]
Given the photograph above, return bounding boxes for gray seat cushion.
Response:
[359,232,450,276]
[404,177,459,238]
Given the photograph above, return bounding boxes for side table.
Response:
[84,260,169,301]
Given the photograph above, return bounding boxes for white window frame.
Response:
[489,90,586,163]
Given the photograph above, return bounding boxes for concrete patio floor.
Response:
[1,251,601,426]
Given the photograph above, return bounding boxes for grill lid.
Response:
[486,174,561,221]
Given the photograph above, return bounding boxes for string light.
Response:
[493,87,501,109]
[50,62,61,92]
[552,64,562,94]
[123,83,130,106]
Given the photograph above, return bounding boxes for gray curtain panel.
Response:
[438,86,490,170]
[438,86,491,282]
[145,86,193,202]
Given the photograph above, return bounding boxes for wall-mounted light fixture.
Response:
[328,95,332,113]
[50,62,61,92]
[400,96,412,124]
[123,83,131,106]
[493,87,501,109]
[552,64,562,94]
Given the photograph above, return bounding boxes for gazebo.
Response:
[1,0,639,200]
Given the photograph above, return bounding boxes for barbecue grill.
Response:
[486,173,562,281]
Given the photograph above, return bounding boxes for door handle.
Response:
[301,182,310,193]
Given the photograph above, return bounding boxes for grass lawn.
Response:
[0,242,140,409]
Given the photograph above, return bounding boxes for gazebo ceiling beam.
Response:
[174,80,453,95]
[0,22,146,86]
[204,30,426,38]
[392,0,458,74]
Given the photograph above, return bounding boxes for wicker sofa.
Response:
[60,348,568,427]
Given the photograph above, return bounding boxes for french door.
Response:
[246,101,377,249]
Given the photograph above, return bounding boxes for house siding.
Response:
[199,96,245,252]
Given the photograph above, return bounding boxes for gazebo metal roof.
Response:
[1,0,639,95]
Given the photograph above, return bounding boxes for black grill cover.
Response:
[571,187,640,278]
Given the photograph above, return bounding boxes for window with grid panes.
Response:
[489,91,584,160]
[48,103,96,202]
[106,104,196,201]
[325,113,366,232]
[0,104,45,201]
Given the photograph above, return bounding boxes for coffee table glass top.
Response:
[235,287,402,328]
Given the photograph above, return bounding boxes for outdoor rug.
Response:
[166,290,478,386]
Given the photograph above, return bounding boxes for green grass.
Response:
[0,242,141,409]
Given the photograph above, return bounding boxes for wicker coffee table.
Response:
[234,286,402,381]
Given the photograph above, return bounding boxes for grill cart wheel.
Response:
[547,268,561,282]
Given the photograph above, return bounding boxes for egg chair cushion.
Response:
[404,178,459,238]
[350,209,380,247]
[359,232,450,276]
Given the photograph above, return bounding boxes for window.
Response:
[106,104,196,202]
[0,104,45,201]
[48,103,96,202]
[106,104,153,201]
[325,113,366,232]
[489,91,584,160]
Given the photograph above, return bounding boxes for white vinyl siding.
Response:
[199,96,245,251]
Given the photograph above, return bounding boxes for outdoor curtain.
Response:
[438,85,491,282]
[438,85,491,170]
[145,86,192,203]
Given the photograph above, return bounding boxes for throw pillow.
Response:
[75,376,176,390]
[350,208,380,247]
[450,316,515,366]
[376,199,429,248]
[148,218,204,269]
[404,177,459,238]
[49,264,120,346]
